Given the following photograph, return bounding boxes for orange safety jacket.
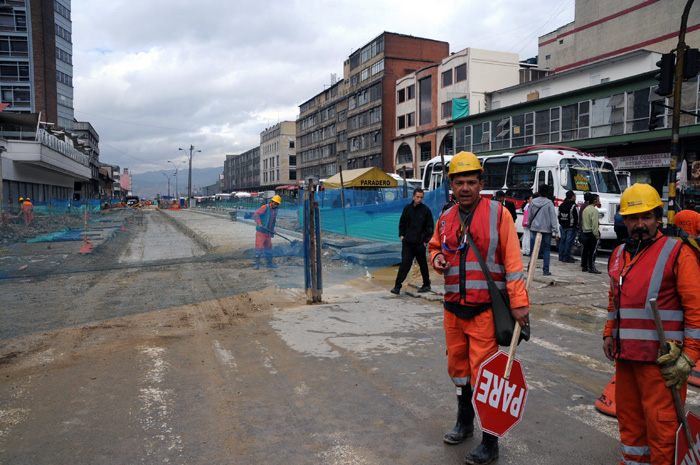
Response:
[253,203,277,234]
[606,231,700,362]
[429,198,528,315]
[21,201,33,212]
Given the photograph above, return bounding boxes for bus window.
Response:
[537,171,545,188]
[560,158,593,191]
[506,154,538,189]
[591,160,621,194]
[482,156,509,190]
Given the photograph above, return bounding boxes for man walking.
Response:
[428,151,528,465]
[557,190,578,263]
[494,190,517,223]
[253,195,281,269]
[604,183,700,465]
[391,188,433,294]
[526,184,559,276]
[581,193,601,273]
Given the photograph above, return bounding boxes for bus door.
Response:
[534,167,556,201]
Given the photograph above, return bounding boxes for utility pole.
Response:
[667,0,695,234]
[179,145,201,207]
[168,160,185,201]
[162,172,172,197]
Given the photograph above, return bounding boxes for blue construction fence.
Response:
[283,186,448,243]
[7,198,103,216]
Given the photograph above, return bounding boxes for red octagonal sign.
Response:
[472,350,528,437]
[675,411,700,465]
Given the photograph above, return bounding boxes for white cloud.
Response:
[71,0,575,174]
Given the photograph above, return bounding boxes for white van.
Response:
[422,146,623,241]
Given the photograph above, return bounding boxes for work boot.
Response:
[390,285,401,295]
[417,284,431,293]
[588,267,601,274]
[464,432,499,465]
[254,258,261,270]
[444,385,474,444]
[266,258,277,269]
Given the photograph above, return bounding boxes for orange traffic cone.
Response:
[595,373,616,417]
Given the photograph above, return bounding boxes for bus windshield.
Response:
[559,158,621,194]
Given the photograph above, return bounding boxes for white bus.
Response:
[422,146,623,241]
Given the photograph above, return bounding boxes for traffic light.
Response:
[653,52,675,97]
[648,101,664,131]
[683,48,700,79]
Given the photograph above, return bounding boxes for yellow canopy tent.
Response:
[323,167,398,189]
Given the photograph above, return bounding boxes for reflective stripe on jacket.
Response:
[608,236,684,362]
[437,200,504,305]
[253,203,277,233]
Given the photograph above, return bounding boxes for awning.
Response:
[323,167,398,189]
[287,185,298,190]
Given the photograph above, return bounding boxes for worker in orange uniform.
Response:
[21,197,34,225]
[428,151,529,465]
[674,208,700,237]
[603,183,700,465]
[253,195,281,269]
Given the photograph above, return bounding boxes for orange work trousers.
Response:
[255,231,272,256]
[443,308,498,387]
[616,359,687,465]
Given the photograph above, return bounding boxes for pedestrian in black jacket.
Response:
[495,190,517,223]
[557,190,579,263]
[392,188,434,294]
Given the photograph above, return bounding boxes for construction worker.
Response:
[603,183,700,465]
[674,208,700,237]
[428,151,529,465]
[21,197,33,225]
[17,198,23,219]
[253,195,281,269]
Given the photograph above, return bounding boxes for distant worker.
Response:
[674,209,700,237]
[391,188,434,295]
[494,190,517,223]
[526,184,559,276]
[557,190,578,263]
[428,151,528,465]
[21,197,34,225]
[604,183,700,465]
[253,195,281,269]
[17,198,23,219]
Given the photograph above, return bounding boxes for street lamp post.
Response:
[179,145,201,205]
[168,160,185,201]
[162,172,173,198]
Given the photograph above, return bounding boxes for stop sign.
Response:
[675,411,700,464]
[472,350,528,437]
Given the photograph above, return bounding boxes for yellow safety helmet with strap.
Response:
[448,151,483,177]
[271,195,282,205]
[619,183,664,216]
[19,197,23,202]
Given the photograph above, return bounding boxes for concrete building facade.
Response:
[296,32,449,182]
[223,146,260,192]
[539,0,700,74]
[393,48,521,180]
[260,121,296,190]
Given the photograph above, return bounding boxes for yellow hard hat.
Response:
[619,183,664,216]
[26,198,30,201]
[271,195,282,204]
[448,151,483,177]
[19,197,23,201]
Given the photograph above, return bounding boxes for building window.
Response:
[419,77,432,125]
[442,70,453,87]
[398,115,406,130]
[361,67,370,81]
[455,64,467,82]
[407,112,415,127]
[442,100,452,119]
[407,84,415,100]
[54,1,71,19]
[371,59,384,75]
[398,88,405,103]
[289,140,295,148]
[55,24,71,42]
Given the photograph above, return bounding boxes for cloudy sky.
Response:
[71,0,575,175]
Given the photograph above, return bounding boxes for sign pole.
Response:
[650,297,694,449]
[339,166,348,235]
[504,233,541,379]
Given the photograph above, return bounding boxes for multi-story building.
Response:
[260,121,296,189]
[393,48,521,180]
[539,0,700,74]
[0,0,75,129]
[297,32,449,182]
[223,146,260,192]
